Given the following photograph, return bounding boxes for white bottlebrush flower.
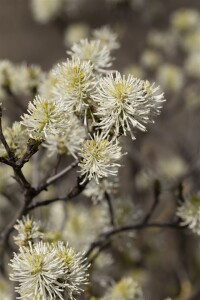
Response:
[68,39,113,73]
[78,132,122,183]
[0,122,29,158]
[55,241,90,298]
[31,0,64,23]
[43,115,86,157]
[9,64,43,96]
[102,276,144,300]
[92,26,120,50]
[39,69,58,99]
[9,241,89,300]
[53,57,96,114]
[83,177,118,203]
[0,60,15,99]
[94,72,164,139]
[176,195,200,235]
[9,241,66,299]
[21,95,68,140]
[14,215,43,246]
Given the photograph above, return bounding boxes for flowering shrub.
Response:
[1,2,200,299]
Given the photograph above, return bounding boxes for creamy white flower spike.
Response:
[44,115,86,158]
[83,177,118,203]
[55,241,90,297]
[102,276,144,300]
[53,57,96,114]
[9,241,89,300]
[94,71,164,139]
[0,122,29,158]
[176,195,200,235]
[68,39,113,73]
[79,132,122,183]
[9,241,66,299]
[92,26,120,50]
[21,95,68,140]
[14,216,43,246]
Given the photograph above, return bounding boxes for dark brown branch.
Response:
[104,191,115,227]
[0,156,16,167]
[84,220,181,259]
[143,179,161,224]
[16,138,41,168]
[27,177,89,211]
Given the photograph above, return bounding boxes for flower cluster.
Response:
[52,57,96,114]
[176,195,200,235]
[101,276,144,300]
[94,72,164,139]
[14,215,43,246]
[68,39,113,73]
[0,122,28,158]
[79,133,122,183]
[44,115,86,158]
[19,31,164,184]
[9,216,89,300]
[21,95,68,140]
[0,60,43,99]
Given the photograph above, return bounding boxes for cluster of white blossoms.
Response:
[0,122,29,158]
[13,215,43,246]
[43,115,86,158]
[21,95,69,140]
[52,57,96,115]
[20,30,164,183]
[79,133,122,183]
[0,60,43,99]
[176,195,200,235]
[68,39,113,73]
[9,216,89,300]
[83,177,118,203]
[94,73,164,139]
[101,276,144,300]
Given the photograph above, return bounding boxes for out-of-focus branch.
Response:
[143,179,161,224]
[37,159,79,193]
[84,220,182,260]
[104,191,115,227]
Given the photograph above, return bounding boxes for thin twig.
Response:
[104,191,115,227]
[143,179,161,224]
[84,220,181,259]
[37,159,79,193]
